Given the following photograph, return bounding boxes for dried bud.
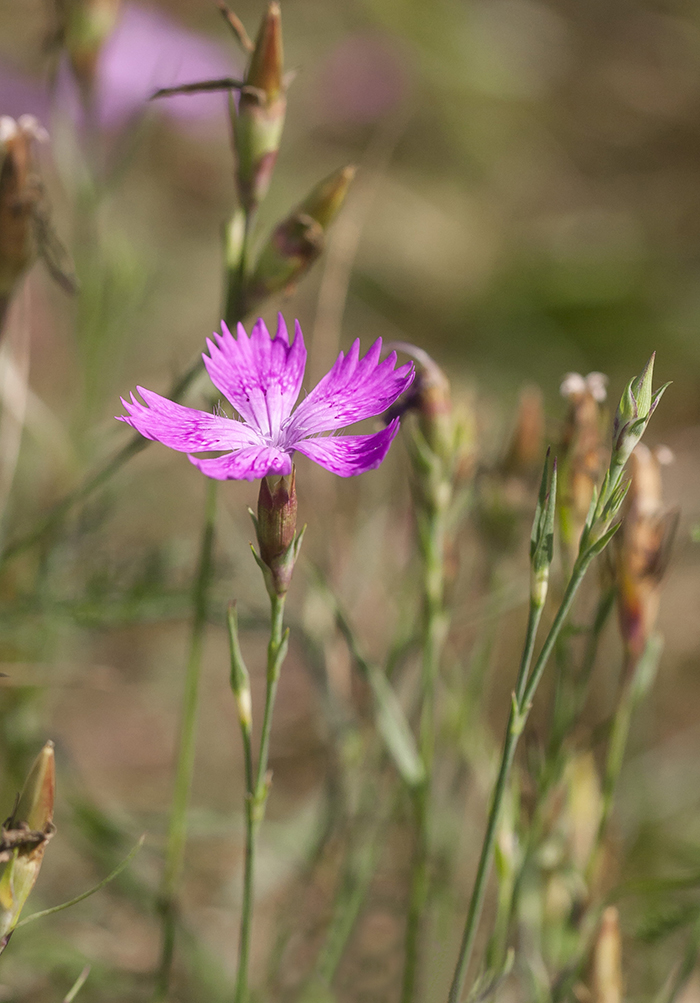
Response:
[60,0,122,95]
[232,1,286,211]
[614,444,676,667]
[0,116,47,329]
[245,165,355,310]
[591,907,623,1003]
[0,742,55,951]
[559,371,608,565]
[502,386,544,478]
[252,467,304,597]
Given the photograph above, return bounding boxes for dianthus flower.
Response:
[118,316,415,480]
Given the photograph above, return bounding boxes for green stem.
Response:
[154,479,217,1001]
[234,592,287,1003]
[225,208,255,334]
[402,505,447,1003]
[495,585,615,971]
[448,558,590,1003]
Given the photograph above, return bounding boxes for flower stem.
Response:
[234,592,287,1003]
[447,558,591,1003]
[225,207,255,334]
[402,505,447,1003]
[154,479,218,1001]
[492,583,615,972]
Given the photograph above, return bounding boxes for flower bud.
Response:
[530,452,557,609]
[258,469,297,567]
[611,354,669,477]
[591,907,623,1003]
[0,742,56,951]
[60,0,121,95]
[232,1,286,212]
[558,371,608,565]
[245,165,355,310]
[253,467,304,597]
[614,444,676,667]
[0,116,48,331]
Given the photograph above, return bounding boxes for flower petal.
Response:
[203,315,306,437]
[286,338,414,438]
[117,387,261,451]
[188,445,292,481]
[294,419,401,476]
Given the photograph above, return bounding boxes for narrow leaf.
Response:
[16,836,145,928]
[151,78,244,100]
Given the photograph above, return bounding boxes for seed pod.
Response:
[245,165,355,310]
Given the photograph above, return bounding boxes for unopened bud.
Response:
[0,742,56,949]
[0,116,48,330]
[591,907,623,1003]
[530,452,557,608]
[61,0,122,95]
[258,469,297,566]
[253,467,303,597]
[611,354,669,476]
[233,1,286,211]
[246,165,355,309]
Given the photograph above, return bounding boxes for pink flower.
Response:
[118,316,415,480]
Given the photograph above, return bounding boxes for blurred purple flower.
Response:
[0,3,237,132]
[93,3,238,128]
[0,64,50,123]
[118,315,415,481]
